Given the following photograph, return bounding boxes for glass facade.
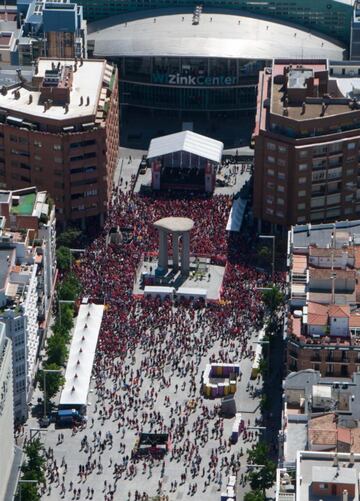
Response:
[116,56,262,111]
[79,0,352,44]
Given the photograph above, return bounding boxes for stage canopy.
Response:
[147,130,223,164]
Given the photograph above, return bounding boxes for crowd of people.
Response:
[41,175,283,499]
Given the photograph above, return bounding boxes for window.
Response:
[347,142,356,150]
[299,190,306,197]
[299,163,308,171]
[267,169,274,176]
[276,210,284,218]
[278,172,285,180]
[267,182,275,189]
[297,203,306,210]
[299,150,308,158]
[297,216,306,222]
[53,144,61,150]
[299,177,307,184]
[277,198,284,205]
[34,140,42,148]
[265,208,274,216]
[9,135,17,143]
[267,155,275,163]
[54,157,62,164]
[266,196,274,204]
[278,145,287,153]
[319,484,328,490]
[277,185,285,192]
[34,155,41,161]
[267,142,276,151]
[278,158,286,167]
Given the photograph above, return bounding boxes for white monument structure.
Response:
[154,217,194,274]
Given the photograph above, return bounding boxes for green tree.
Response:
[16,482,40,501]
[37,363,64,403]
[21,438,45,483]
[244,490,266,501]
[58,272,82,301]
[247,442,270,465]
[262,286,284,314]
[57,227,82,248]
[46,335,68,366]
[248,461,276,494]
[247,442,276,494]
[56,246,72,271]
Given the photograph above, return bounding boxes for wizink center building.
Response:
[87,2,351,146]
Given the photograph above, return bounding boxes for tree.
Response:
[262,286,284,314]
[21,438,45,483]
[57,227,82,248]
[46,335,68,366]
[37,363,64,403]
[16,482,40,501]
[244,490,266,501]
[58,272,82,301]
[56,246,72,271]
[248,461,276,493]
[247,442,276,494]
[258,245,271,265]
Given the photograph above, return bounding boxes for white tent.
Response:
[59,301,104,411]
[147,130,223,164]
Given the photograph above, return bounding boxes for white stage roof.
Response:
[147,130,223,163]
[59,301,104,409]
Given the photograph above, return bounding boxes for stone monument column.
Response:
[158,229,168,271]
[172,234,179,271]
[181,231,190,274]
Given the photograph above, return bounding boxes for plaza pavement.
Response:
[26,310,264,501]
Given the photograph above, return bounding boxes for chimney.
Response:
[64,103,69,114]
[1,86,7,96]
[34,63,39,75]
[301,102,306,115]
[342,490,348,501]
[86,96,90,106]
[283,107,288,116]
[80,96,83,106]
[43,101,48,112]
[80,57,84,66]
[321,102,326,116]
[28,94,33,104]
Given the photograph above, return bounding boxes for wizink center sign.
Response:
[152,73,237,86]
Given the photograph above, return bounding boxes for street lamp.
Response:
[42,368,62,418]
[16,479,38,501]
[259,234,275,282]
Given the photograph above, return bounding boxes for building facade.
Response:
[0,187,56,421]
[253,59,360,230]
[0,58,119,228]
[286,220,360,379]
[0,321,14,501]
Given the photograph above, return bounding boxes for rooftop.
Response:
[88,10,345,60]
[10,193,36,216]
[297,451,360,501]
[0,58,108,122]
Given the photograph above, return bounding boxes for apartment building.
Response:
[253,59,360,230]
[0,57,119,228]
[16,0,87,65]
[0,187,56,421]
[286,220,360,378]
[0,322,14,501]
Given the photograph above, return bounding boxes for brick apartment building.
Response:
[253,59,360,230]
[0,58,119,228]
[286,220,360,378]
